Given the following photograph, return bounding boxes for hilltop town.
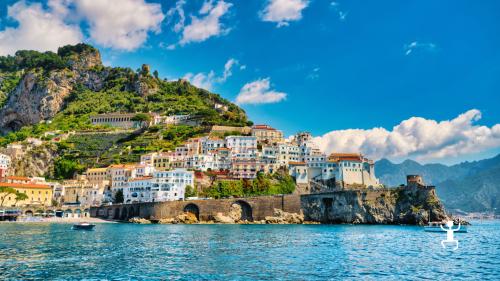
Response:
[0,44,446,224]
[0,120,382,218]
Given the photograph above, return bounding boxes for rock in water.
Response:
[265,209,304,224]
[129,217,151,224]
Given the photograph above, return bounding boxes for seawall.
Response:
[90,186,447,225]
[90,194,301,222]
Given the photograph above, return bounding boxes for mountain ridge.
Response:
[375,154,500,213]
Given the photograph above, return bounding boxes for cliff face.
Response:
[0,48,103,134]
[301,186,448,225]
[0,143,59,177]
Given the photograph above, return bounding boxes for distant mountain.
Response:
[375,154,500,213]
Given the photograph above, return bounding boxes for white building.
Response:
[225,136,257,153]
[124,176,153,203]
[276,143,301,167]
[151,169,193,201]
[201,137,226,154]
[289,153,381,188]
[0,153,11,178]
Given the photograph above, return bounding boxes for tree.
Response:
[185,185,196,198]
[54,158,84,179]
[13,191,29,206]
[0,186,17,206]
[153,70,159,79]
[114,190,124,204]
[131,113,151,122]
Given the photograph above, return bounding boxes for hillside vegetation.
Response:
[0,44,251,178]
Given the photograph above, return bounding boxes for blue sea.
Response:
[1,221,499,280]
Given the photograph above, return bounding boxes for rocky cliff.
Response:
[0,46,103,133]
[0,142,58,177]
[301,186,448,225]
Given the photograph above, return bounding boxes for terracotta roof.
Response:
[289,161,306,165]
[129,176,153,182]
[6,176,31,181]
[252,125,276,131]
[0,182,51,189]
[328,153,363,162]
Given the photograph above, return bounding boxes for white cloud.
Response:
[166,0,186,33]
[183,58,242,90]
[74,0,165,51]
[260,0,309,27]
[404,41,437,56]
[313,109,500,162]
[0,0,165,55]
[0,0,83,55]
[183,71,216,90]
[236,78,287,104]
[168,0,232,48]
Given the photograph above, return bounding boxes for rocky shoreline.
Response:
[128,208,316,225]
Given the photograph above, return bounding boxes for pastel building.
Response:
[0,179,53,207]
[0,153,11,178]
[251,125,284,144]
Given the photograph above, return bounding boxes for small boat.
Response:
[424,221,467,233]
[72,222,96,230]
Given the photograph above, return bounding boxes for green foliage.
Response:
[0,50,66,72]
[131,113,151,122]
[185,185,197,198]
[114,190,124,204]
[202,171,296,199]
[53,157,85,180]
[57,43,97,58]
[0,71,22,106]
[0,186,17,206]
[14,191,29,204]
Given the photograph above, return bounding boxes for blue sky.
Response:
[0,0,499,164]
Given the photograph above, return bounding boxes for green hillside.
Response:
[0,44,252,178]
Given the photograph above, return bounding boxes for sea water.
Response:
[1,221,499,280]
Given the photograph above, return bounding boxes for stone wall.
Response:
[90,194,301,222]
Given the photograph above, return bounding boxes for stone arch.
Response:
[183,203,200,220]
[25,210,33,216]
[120,207,129,221]
[55,209,64,217]
[74,209,82,218]
[106,208,113,218]
[113,208,120,220]
[35,209,44,216]
[46,210,55,217]
[231,200,253,222]
[83,208,90,217]
[65,209,73,218]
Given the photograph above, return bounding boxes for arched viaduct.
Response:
[90,195,301,222]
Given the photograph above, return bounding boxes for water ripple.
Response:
[1,221,500,280]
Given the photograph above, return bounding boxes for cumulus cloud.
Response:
[236,78,287,104]
[404,41,437,56]
[0,0,164,54]
[0,0,83,55]
[74,0,165,50]
[260,0,309,27]
[168,0,232,48]
[313,109,500,162]
[183,58,242,90]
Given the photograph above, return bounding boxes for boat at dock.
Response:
[424,221,467,233]
[72,222,96,230]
